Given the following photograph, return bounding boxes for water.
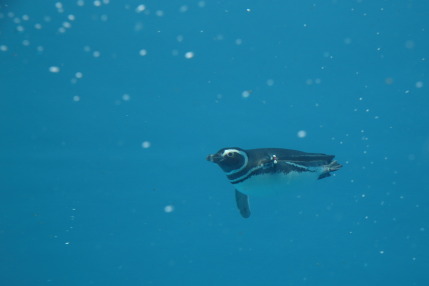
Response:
[1,1,428,285]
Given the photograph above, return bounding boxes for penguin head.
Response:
[207,147,248,173]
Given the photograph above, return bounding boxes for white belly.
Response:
[234,171,321,196]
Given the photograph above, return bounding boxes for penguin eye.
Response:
[226,152,234,158]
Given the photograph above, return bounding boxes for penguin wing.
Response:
[235,190,251,218]
[268,149,335,167]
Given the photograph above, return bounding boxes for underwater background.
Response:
[1,1,428,285]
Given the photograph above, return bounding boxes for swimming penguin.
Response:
[206,147,342,218]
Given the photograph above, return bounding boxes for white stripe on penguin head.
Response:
[222,149,248,175]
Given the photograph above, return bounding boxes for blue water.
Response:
[1,1,428,285]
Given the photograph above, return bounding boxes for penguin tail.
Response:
[327,160,342,172]
[318,160,342,180]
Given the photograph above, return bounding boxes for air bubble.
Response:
[241,90,251,98]
[49,66,60,73]
[122,94,130,101]
[297,130,307,138]
[142,141,151,149]
[136,4,146,13]
[184,51,194,59]
[179,5,188,13]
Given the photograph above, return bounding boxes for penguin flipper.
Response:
[235,190,251,218]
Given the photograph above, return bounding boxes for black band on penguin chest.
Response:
[226,160,310,184]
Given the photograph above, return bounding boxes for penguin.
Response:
[206,147,342,218]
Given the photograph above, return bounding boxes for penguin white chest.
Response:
[234,171,321,196]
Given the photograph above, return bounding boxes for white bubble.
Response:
[93,0,101,7]
[142,141,151,149]
[405,40,415,49]
[297,130,307,138]
[235,38,242,45]
[379,250,384,254]
[179,5,188,13]
[75,72,83,78]
[134,22,143,32]
[0,45,8,52]
[184,51,194,59]
[68,14,75,21]
[49,66,60,73]
[266,79,274,86]
[73,95,80,102]
[92,51,100,57]
[136,4,146,13]
[198,1,206,8]
[155,10,164,17]
[241,90,251,98]
[139,49,147,56]
[214,34,224,41]
[34,23,42,29]
[55,2,63,9]
[77,0,85,7]
[63,21,71,28]
[122,94,130,101]
[164,205,174,213]
[416,81,423,88]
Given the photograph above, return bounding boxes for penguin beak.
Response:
[206,154,222,163]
